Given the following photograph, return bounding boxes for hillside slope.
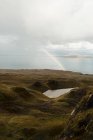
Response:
[0,70,93,139]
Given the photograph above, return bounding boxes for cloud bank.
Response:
[0,0,93,68]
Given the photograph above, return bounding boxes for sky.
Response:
[0,0,93,69]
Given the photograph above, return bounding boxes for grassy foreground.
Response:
[0,70,93,140]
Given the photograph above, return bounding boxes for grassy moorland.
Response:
[0,69,93,140]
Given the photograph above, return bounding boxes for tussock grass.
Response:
[0,70,93,139]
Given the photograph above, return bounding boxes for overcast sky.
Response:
[0,0,93,69]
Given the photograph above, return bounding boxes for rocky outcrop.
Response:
[60,89,93,140]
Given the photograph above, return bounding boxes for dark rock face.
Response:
[47,80,58,90]
[13,87,29,94]
[22,128,37,137]
[86,94,93,108]
[31,81,48,92]
[78,114,91,129]
[60,89,93,140]
[32,81,42,87]
[13,87,31,99]
[73,93,93,114]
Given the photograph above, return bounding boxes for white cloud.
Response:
[0,0,93,68]
[21,0,93,43]
[0,0,93,44]
[46,41,93,56]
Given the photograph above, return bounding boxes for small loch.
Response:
[43,88,74,98]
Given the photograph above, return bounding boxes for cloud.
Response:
[0,35,18,44]
[0,0,93,68]
[21,0,93,43]
[46,41,93,56]
[0,0,93,44]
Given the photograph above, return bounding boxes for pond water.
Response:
[43,88,74,98]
